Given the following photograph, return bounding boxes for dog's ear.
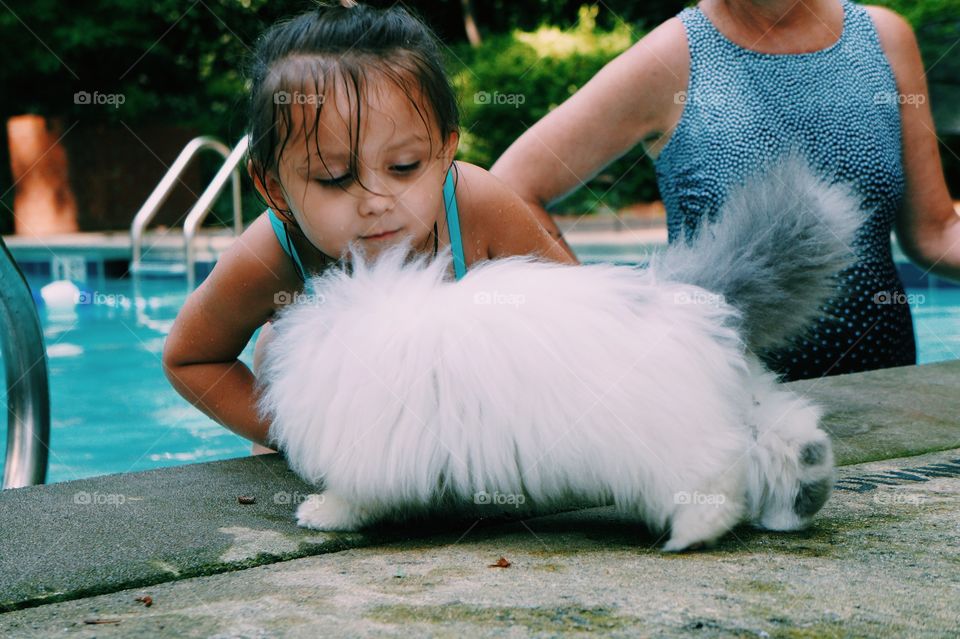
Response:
[799,441,828,466]
[793,478,832,518]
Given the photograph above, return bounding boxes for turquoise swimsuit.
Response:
[267,165,467,282]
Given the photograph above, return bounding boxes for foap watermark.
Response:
[274,90,325,105]
[272,491,316,505]
[674,491,726,507]
[872,492,926,507]
[673,91,730,107]
[872,290,925,306]
[873,91,926,107]
[74,91,125,109]
[75,291,128,308]
[73,491,133,506]
[473,290,525,308]
[274,290,326,306]
[474,490,526,508]
[474,91,526,108]
[673,291,726,307]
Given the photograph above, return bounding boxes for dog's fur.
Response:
[257,155,861,550]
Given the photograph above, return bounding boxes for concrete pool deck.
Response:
[1,360,958,636]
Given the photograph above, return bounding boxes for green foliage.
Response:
[871,0,960,79]
[0,0,308,134]
[1,0,957,228]
[450,6,654,213]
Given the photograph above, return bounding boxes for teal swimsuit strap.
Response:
[267,169,464,282]
[266,209,307,281]
[443,166,467,280]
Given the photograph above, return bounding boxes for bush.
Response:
[449,6,654,214]
[2,1,955,230]
[449,1,960,214]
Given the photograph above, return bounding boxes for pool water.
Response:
[1,273,958,484]
[2,276,257,484]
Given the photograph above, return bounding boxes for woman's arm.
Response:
[868,6,960,282]
[490,18,688,251]
[161,213,300,447]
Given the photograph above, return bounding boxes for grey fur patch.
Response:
[794,478,833,518]
[652,152,866,351]
[800,441,828,466]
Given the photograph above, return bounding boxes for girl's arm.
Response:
[489,18,688,249]
[161,213,300,447]
[868,6,960,282]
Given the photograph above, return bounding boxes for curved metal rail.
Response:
[183,135,248,290]
[0,236,50,489]
[130,136,241,281]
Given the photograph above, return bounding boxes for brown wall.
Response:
[63,123,205,232]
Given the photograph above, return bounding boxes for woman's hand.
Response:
[869,6,960,282]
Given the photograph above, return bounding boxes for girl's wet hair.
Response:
[247,1,460,217]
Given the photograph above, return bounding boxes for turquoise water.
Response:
[1,272,958,484]
[2,276,257,484]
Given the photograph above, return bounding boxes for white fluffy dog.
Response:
[257,155,860,551]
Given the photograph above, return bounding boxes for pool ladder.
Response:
[130,135,248,290]
[0,236,50,489]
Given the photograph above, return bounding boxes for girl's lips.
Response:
[361,229,401,240]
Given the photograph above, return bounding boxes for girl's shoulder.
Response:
[164,212,302,368]
[450,161,518,236]
[201,211,304,321]
[451,161,574,263]
[449,160,487,208]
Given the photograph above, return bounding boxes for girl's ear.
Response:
[247,159,292,217]
[440,131,460,166]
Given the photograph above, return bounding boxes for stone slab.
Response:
[0,361,957,616]
[2,448,958,637]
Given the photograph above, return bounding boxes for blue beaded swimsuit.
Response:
[655,0,916,381]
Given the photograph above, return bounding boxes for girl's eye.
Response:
[314,162,419,186]
[392,161,421,173]
[315,174,353,187]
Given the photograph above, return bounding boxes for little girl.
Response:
[162,1,575,452]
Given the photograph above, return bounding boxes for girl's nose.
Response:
[358,191,393,217]
[355,169,394,217]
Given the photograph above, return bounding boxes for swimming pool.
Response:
[2,263,958,484]
[2,276,257,484]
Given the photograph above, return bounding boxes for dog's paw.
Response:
[661,537,713,553]
[295,492,365,531]
[663,487,745,552]
[661,517,728,553]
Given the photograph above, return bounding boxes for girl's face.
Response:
[257,76,458,262]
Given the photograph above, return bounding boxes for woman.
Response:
[492,0,960,381]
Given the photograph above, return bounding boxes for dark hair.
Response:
[247,1,460,218]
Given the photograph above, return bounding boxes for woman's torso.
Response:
[651,0,915,380]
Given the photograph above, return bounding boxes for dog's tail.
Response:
[650,153,864,352]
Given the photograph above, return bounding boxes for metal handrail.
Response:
[184,135,249,290]
[129,135,233,274]
[0,236,50,489]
